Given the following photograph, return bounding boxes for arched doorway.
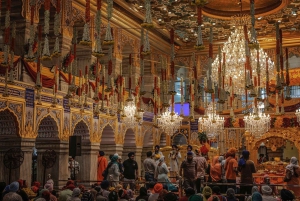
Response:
[0,109,21,184]
[35,115,59,184]
[172,133,187,145]
[122,128,136,160]
[71,120,90,181]
[100,124,116,160]
[141,129,153,176]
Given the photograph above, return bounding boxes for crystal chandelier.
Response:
[156,107,183,136]
[122,96,144,128]
[211,23,275,95]
[198,103,224,139]
[295,109,300,123]
[243,103,271,138]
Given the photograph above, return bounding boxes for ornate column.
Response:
[76,142,99,186]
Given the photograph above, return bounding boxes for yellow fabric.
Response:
[0,52,20,64]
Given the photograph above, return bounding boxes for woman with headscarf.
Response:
[107,155,121,187]
[250,192,262,201]
[202,186,212,201]
[135,187,149,201]
[246,186,259,201]
[210,156,222,184]
[155,156,170,184]
[285,156,300,197]
[97,151,108,183]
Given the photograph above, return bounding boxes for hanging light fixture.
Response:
[157,107,183,135]
[243,102,271,138]
[121,54,143,127]
[198,102,224,139]
[211,19,275,95]
[122,96,143,128]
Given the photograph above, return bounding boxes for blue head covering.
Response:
[238,157,246,167]
[187,145,193,150]
[99,151,105,156]
[111,155,118,163]
[242,150,250,158]
[9,182,19,192]
[252,192,262,201]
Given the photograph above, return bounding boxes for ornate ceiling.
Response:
[122,0,300,49]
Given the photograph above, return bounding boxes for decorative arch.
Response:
[71,115,90,137]
[36,113,61,137]
[36,115,59,139]
[143,128,153,147]
[251,128,300,151]
[100,122,116,134]
[172,132,188,145]
[124,128,136,147]
[73,120,90,141]
[101,124,115,145]
[0,108,20,137]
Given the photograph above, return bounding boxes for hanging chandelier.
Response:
[156,107,183,136]
[243,103,271,138]
[198,102,224,139]
[122,96,144,128]
[211,21,275,95]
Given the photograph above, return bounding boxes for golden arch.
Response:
[251,128,300,151]
[71,119,90,138]
[100,123,115,135]
[172,132,188,145]
[0,108,21,137]
[36,113,61,138]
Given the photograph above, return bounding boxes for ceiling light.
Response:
[212,22,216,25]
[191,29,194,33]
[163,7,167,10]
[158,18,162,21]
[292,11,297,16]
[257,16,262,20]
[168,11,172,14]
[191,14,194,17]
[139,5,143,8]
[201,24,204,27]
[278,20,281,23]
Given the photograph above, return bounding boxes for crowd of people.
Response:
[1,145,300,201]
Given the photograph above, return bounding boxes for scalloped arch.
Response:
[0,108,21,137]
[36,115,59,139]
[36,113,60,138]
[251,129,300,152]
[71,118,90,137]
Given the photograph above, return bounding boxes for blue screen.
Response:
[173,103,190,116]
